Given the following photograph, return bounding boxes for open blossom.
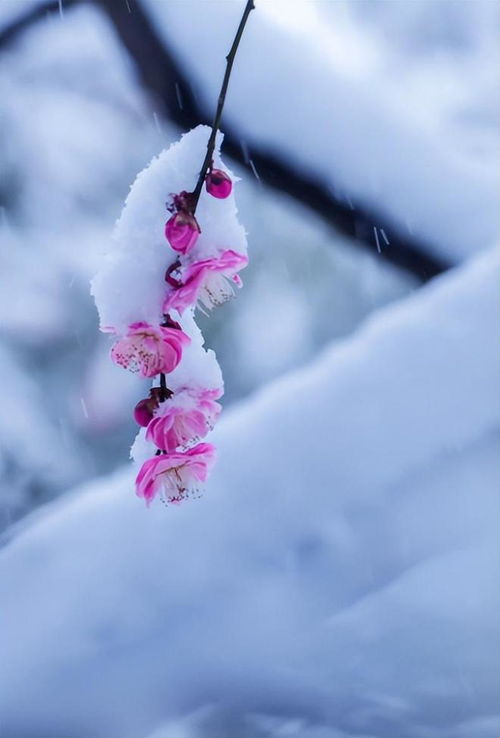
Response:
[135,442,216,505]
[146,388,222,451]
[163,249,248,315]
[111,321,190,377]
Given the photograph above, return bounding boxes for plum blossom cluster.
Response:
[94,0,253,507]
[92,132,248,506]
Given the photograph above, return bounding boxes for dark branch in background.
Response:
[0,0,75,45]
[0,0,450,282]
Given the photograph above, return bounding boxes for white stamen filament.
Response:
[199,273,235,310]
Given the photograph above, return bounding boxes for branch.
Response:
[0,0,78,47]
[94,0,450,282]
[191,0,254,210]
[0,0,450,282]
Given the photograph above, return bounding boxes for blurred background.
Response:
[1,0,497,529]
[1,2,500,737]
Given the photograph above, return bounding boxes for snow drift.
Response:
[0,247,499,738]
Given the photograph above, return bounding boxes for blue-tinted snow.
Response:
[1,247,498,738]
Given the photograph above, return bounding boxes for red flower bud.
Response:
[165,212,200,254]
[133,398,155,427]
[205,169,232,199]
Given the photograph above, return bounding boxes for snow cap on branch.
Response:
[91,126,248,505]
[91,126,247,333]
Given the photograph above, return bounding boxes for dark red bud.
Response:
[205,169,232,199]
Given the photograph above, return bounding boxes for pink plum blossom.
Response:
[165,212,200,254]
[146,388,222,451]
[163,250,248,315]
[111,321,190,378]
[135,442,216,505]
[205,169,232,199]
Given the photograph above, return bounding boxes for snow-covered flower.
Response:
[93,126,249,507]
[205,168,232,199]
[165,212,200,254]
[163,249,248,315]
[135,443,216,505]
[145,388,222,451]
[111,321,190,378]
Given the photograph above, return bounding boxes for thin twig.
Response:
[159,371,168,401]
[191,0,255,211]
[159,0,254,398]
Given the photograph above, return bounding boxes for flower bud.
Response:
[205,169,232,199]
[165,212,200,253]
[134,398,155,427]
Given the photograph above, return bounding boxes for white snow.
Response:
[0,0,423,524]
[91,126,247,469]
[1,246,499,737]
[1,3,499,734]
[91,126,246,333]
